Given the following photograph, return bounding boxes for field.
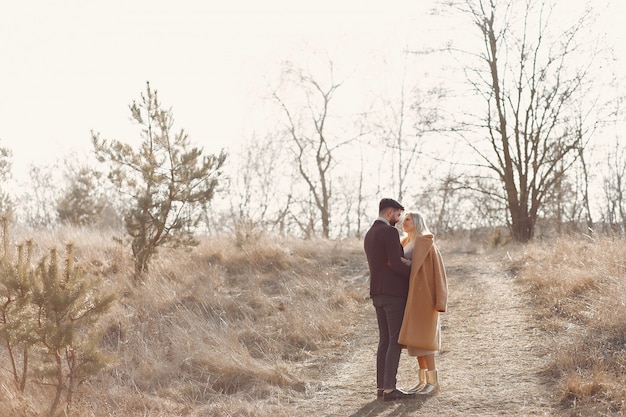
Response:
[0,229,624,416]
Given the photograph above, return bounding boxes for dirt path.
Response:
[286,250,557,416]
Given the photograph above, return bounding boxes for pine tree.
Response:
[57,167,106,226]
[30,244,115,417]
[92,82,226,278]
[0,216,115,417]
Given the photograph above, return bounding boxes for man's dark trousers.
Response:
[373,294,407,390]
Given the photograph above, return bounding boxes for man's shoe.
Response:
[383,388,416,401]
[377,389,384,398]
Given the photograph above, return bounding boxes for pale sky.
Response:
[0,0,432,179]
[1,0,624,182]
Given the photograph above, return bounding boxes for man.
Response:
[363,198,415,401]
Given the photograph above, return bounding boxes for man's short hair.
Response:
[379,198,404,212]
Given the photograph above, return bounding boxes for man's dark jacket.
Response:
[364,220,412,298]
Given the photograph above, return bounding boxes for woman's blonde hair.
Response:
[406,211,432,236]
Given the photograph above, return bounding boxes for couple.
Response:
[363,198,448,402]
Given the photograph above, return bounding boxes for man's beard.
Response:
[389,219,397,226]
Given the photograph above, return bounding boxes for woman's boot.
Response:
[407,368,427,393]
[417,370,439,395]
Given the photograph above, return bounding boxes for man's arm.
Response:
[384,228,411,278]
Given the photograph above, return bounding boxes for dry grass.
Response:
[0,229,368,416]
[512,235,626,416]
[3,227,626,416]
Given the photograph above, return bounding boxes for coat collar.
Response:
[375,217,391,226]
[411,234,434,268]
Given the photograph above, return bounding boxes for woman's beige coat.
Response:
[398,234,448,351]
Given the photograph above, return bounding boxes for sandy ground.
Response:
[284,249,558,417]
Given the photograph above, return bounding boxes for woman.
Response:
[398,212,448,394]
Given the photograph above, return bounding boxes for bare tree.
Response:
[557,61,618,233]
[370,51,444,202]
[449,0,602,242]
[272,57,353,238]
[23,164,59,228]
[602,140,626,234]
[0,144,12,217]
[229,132,295,243]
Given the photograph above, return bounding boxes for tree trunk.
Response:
[509,199,534,242]
[47,351,64,417]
